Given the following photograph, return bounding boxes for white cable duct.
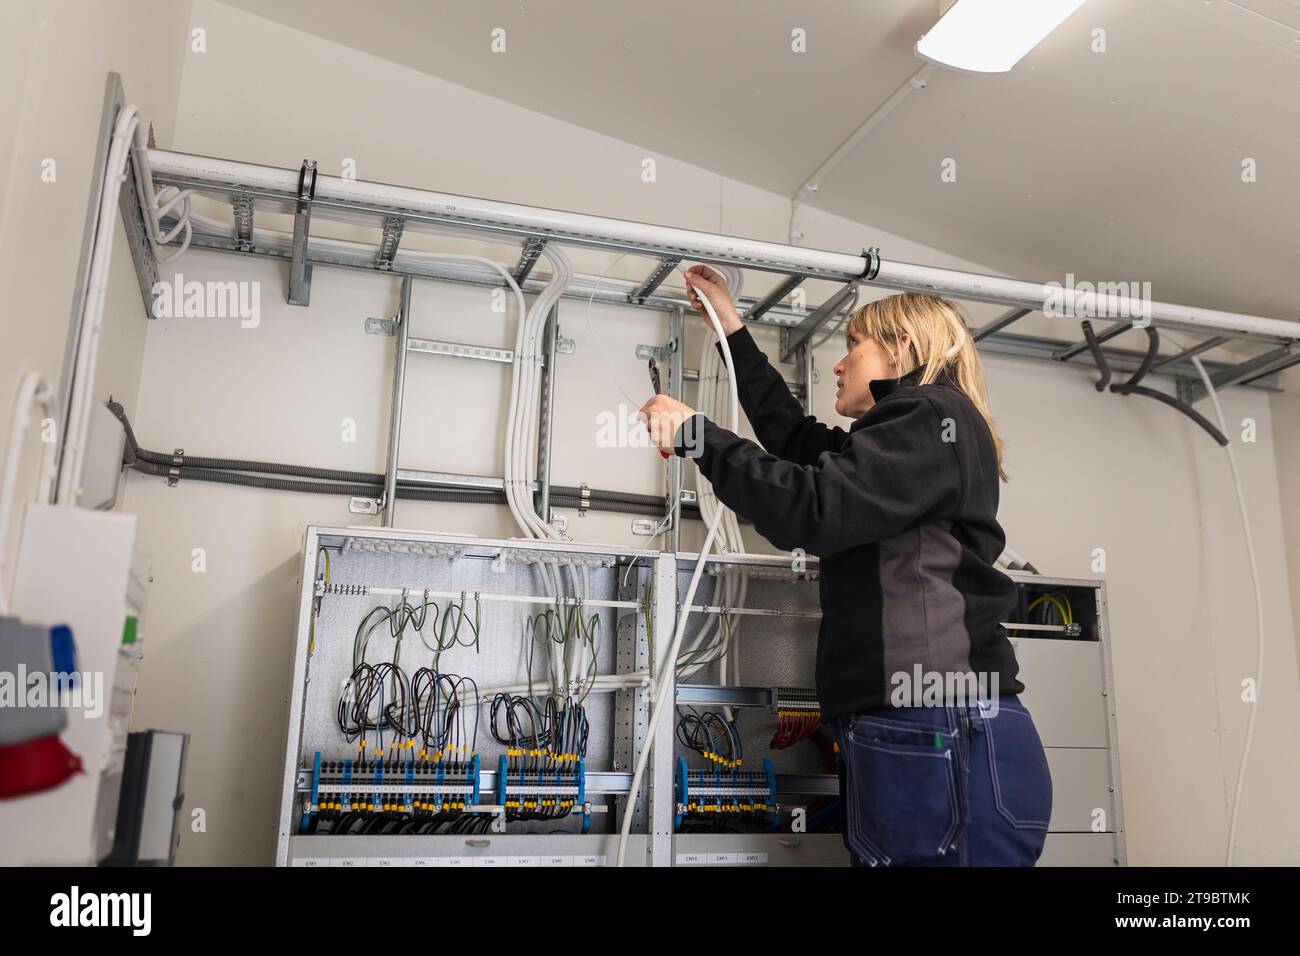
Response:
[1160,332,1263,868]
[56,106,145,505]
[0,373,57,614]
[616,267,741,867]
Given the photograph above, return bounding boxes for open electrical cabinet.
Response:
[277,527,1125,867]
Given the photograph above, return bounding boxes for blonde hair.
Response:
[845,292,1008,482]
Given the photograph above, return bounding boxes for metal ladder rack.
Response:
[118,145,1300,534]
[136,152,1298,399]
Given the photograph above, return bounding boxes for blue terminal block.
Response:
[675,756,780,831]
[496,752,587,828]
[300,751,323,833]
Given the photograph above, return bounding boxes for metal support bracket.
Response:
[635,340,678,362]
[513,237,547,286]
[376,215,405,271]
[287,160,317,306]
[779,282,858,363]
[233,192,255,253]
[1184,345,1296,402]
[630,257,681,305]
[745,274,804,322]
[349,496,380,515]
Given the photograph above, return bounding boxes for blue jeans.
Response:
[831,695,1052,866]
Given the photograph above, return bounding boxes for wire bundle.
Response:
[525,604,601,705]
[491,693,589,823]
[1027,591,1073,628]
[770,705,822,751]
[675,709,742,768]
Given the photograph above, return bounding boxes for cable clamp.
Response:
[859,246,881,281]
[167,447,184,487]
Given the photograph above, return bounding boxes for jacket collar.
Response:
[850,364,957,431]
[868,362,932,403]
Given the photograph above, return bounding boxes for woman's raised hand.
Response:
[682,265,744,336]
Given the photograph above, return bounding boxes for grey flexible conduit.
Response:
[111,402,701,518]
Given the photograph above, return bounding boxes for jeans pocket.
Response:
[841,717,963,866]
[983,705,1053,831]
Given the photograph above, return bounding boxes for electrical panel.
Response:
[277,527,1124,867]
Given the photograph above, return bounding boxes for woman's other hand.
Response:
[638,394,698,455]
[682,265,744,336]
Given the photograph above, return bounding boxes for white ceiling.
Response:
[217,0,1300,325]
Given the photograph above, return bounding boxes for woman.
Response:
[640,265,1053,867]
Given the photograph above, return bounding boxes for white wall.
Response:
[0,0,190,590]
[1272,366,1300,724]
[111,0,1300,865]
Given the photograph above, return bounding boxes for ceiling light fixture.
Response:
[915,0,1088,73]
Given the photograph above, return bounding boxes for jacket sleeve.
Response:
[674,393,960,556]
[715,326,849,466]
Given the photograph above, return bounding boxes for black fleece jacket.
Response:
[674,326,1022,720]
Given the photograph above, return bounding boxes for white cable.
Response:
[616,263,740,867]
[679,267,747,689]
[1159,332,1264,867]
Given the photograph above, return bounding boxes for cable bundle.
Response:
[678,267,748,690]
[675,709,742,768]
[770,706,821,751]
[491,693,590,825]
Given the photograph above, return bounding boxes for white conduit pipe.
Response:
[147,150,865,278]
[616,265,740,867]
[147,149,1300,341]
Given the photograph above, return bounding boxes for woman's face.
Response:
[833,331,909,418]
